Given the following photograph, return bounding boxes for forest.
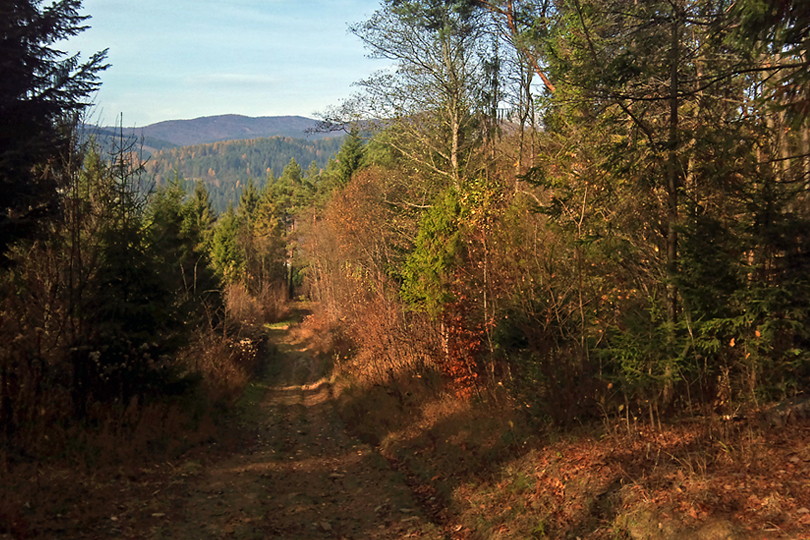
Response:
[1,0,808,537]
[307,0,809,423]
[144,136,345,212]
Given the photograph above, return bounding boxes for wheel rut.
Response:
[157,321,445,539]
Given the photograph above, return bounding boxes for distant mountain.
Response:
[79,115,346,212]
[105,114,335,148]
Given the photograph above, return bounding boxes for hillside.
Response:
[81,125,178,156]
[145,135,344,211]
[110,114,337,148]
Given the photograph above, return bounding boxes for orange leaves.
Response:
[534,470,567,500]
[440,292,487,397]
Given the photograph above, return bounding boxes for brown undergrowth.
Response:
[454,419,810,539]
[339,381,810,538]
[295,309,810,539]
[0,317,270,539]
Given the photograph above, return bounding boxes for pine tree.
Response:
[181,181,217,254]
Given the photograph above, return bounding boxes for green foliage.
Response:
[145,136,343,212]
[599,302,684,404]
[249,187,286,286]
[148,178,221,328]
[735,0,809,118]
[71,147,209,408]
[299,0,810,423]
[401,187,464,316]
[334,129,365,186]
[678,214,743,319]
[360,129,400,169]
[181,181,217,253]
[238,179,260,220]
[279,157,303,184]
[0,3,314,455]
[211,206,245,282]
[318,128,366,197]
[1,142,212,425]
[265,158,318,227]
[210,172,292,292]
[401,178,498,317]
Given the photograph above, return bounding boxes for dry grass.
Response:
[439,418,809,538]
[181,325,266,405]
[265,307,810,539]
[0,392,228,537]
[328,337,810,539]
[0,317,271,538]
[224,282,290,325]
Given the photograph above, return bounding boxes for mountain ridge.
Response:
[98,114,336,148]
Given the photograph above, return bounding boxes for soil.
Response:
[1,320,445,539]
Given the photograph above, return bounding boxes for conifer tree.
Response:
[0,0,108,257]
[182,181,217,254]
[333,128,365,187]
[211,206,245,283]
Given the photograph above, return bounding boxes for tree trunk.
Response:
[665,10,681,326]
[662,7,683,411]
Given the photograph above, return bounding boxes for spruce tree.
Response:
[334,129,364,187]
[0,0,108,257]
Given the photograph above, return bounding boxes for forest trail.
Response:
[154,318,445,539]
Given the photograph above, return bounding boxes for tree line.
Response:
[144,136,344,212]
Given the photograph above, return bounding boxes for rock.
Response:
[620,509,679,539]
[695,519,738,540]
[797,507,810,514]
[328,472,344,480]
[319,521,332,532]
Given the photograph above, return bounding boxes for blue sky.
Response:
[67,0,383,126]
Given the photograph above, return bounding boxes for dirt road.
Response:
[153,322,444,539]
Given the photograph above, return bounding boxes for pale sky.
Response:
[67,0,383,127]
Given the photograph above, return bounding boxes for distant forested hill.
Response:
[81,125,178,156]
[144,135,344,211]
[82,115,342,160]
[111,114,336,147]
